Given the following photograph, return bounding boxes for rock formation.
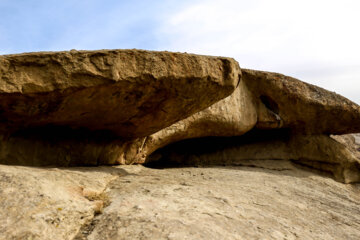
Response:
[137,70,360,183]
[1,49,360,239]
[1,162,360,240]
[0,49,239,137]
[0,49,360,183]
[242,69,360,134]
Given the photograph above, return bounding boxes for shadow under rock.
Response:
[0,163,133,178]
[143,129,337,181]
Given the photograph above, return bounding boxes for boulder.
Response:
[0,49,240,137]
[242,69,360,134]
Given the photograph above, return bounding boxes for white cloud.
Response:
[157,0,360,103]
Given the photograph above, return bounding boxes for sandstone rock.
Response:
[355,133,360,144]
[0,164,120,240]
[134,79,258,163]
[135,69,360,184]
[0,49,240,137]
[331,134,360,160]
[1,50,360,185]
[87,165,360,240]
[242,69,360,134]
[0,74,256,167]
[2,164,358,240]
[1,49,360,239]
[122,69,360,166]
[147,131,360,183]
[0,133,127,166]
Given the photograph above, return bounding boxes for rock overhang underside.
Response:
[0,49,360,183]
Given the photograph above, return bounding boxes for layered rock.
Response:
[1,49,360,239]
[147,131,360,183]
[135,78,258,164]
[0,49,239,137]
[242,69,360,134]
[0,49,360,183]
[138,70,360,183]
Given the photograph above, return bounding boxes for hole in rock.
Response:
[260,95,279,114]
[144,129,291,169]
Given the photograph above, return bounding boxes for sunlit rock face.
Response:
[0,49,360,183]
[1,163,360,239]
[1,49,360,240]
[0,49,239,137]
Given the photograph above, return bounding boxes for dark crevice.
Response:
[260,95,279,114]
[74,219,100,240]
[236,74,242,88]
[290,159,337,179]
[10,125,122,143]
[144,128,291,169]
[73,175,118,240]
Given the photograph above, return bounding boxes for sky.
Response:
[1,0,359,103]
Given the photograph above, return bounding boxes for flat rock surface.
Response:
[0,49,239,137]
[354,133,360,145]
[0,165,121,240]
[86,164,360,240]
[2,162,359,240]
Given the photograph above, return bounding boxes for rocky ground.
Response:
[1,157,360,240]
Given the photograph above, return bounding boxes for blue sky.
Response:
[1,0,360,103]
[0,0,183,52]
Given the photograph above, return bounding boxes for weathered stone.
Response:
[0,77,256,167]
[136,69,360,183]
[3,164,359,240]
[242,69,360,134]
[123,70,360,166]
[134,79,258,163]
[0,164,119,240]
[87,165,360,240]
[0,132,126,166]
[0,49,240,138]
[0,50,360,184]
[355,133,360,144]
[147,131,360,183]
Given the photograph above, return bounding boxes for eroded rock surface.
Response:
[135,79,258,163]
[0,165,121,240]
[0,49,360,184]
[2,164,359,240]
[147,131,360,183]
[242,69,360,134]
[0,49,239,137]
[135,70,360,183]
[88,165,360,240]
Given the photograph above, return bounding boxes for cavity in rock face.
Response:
[0,49,360,183]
